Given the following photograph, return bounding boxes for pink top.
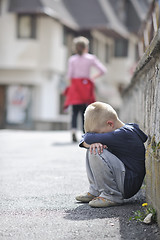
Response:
[67,53,107,79]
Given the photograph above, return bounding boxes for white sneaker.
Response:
[89,197,122,208]
[75,192,96,203]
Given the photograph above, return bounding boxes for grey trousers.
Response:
[86,149,126,203]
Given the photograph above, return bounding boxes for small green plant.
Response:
[129,203,157,223]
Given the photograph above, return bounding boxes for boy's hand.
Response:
[89,143,107,155]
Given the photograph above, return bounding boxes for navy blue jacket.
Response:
[80,124,148,199]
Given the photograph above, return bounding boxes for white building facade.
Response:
[0,0,69,129]
[0,0,150,129]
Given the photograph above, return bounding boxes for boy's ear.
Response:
[107,120,114,128]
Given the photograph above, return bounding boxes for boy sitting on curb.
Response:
[76,102,148,208]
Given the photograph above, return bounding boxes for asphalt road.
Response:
[0,130,160,240]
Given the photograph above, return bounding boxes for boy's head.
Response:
[84,102,119,133]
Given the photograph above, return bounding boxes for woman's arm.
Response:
[92,55,107,80]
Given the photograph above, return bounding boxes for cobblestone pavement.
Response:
[0,130,160,240]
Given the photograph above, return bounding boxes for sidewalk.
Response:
[0,130,159,240]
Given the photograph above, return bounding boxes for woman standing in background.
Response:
[64,36,106,142]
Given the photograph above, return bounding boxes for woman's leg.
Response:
[71,105,80,142]
[71,104,87,141]
[71,105,79,129]
[79,104,87,132]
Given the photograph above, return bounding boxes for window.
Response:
[17,15,36,39]
[114,39,128,57]
[105,44,110,63]
[0,0,2,15]
[135,44,139,61]
[6,85,31,124]
[94,38,99,57]
[63,26,67,46]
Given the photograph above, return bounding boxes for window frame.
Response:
[0,0,2,15]
[17,14,36,39]
[105,43,110,63]
[114,38,128,57]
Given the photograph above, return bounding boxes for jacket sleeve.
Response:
[84,132,116,146]
[79,135,90,149]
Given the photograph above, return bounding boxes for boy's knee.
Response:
[100,149,112,159]
[87,149,116,165]
[88,149,101,161]
[88,149,111,159]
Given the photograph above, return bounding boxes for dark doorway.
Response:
[0,85,6,128]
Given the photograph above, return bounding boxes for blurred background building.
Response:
[0,0,157,130]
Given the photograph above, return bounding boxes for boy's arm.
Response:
[80,141,90,148]
[79,139,107,154]
[79,134,108,152]
[84,132,115,146]
[79,135,90,149]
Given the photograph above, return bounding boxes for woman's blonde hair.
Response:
[73,36,89,55]
[84,102,118,133]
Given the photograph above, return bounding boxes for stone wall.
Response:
[120,29,160,226]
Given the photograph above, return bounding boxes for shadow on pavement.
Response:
[64,197,160,240]
[64,199,142,221]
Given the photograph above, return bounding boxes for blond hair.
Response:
[84,102,118,133]
[73,36,89,55]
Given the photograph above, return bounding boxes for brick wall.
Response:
[120,29,160,226]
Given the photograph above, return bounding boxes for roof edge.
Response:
[9,5,78,31]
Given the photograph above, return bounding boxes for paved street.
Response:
[0,130,160,240]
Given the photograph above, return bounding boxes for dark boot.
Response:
[72,133,77,142]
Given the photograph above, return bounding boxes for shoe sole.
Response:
[89,201,122,208]
[75,197,94,203]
